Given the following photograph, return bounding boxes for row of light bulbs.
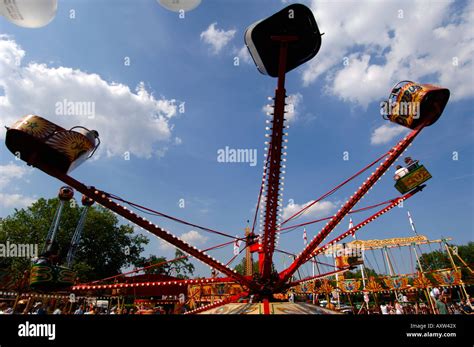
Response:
[259,95,292,246]
[92,190,240,278]
[73,276,232,291]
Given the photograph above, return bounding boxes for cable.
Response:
[275,248,335,268]
[85,239,237,285]
[225,244,249,267]
[388,248,400,274]
[279,196,400,234]
[371,250,382,274]
[363,253,376,274]
[398,246,407,274]
[281,151,390,225]
[107,193,245,241]
[251,146,271,234]
[381,249,389,275]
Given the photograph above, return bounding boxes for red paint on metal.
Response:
[260,36,298,281]
[278,125,426,286]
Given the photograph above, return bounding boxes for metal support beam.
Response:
[278,124,426,286]
[39,168,257,291]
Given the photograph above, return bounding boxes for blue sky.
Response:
[0,0,473,278]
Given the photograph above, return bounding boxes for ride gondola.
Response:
[383,81,450,194]
[383,80,450,130]
[5,114,100,174]
[393,161,432,194]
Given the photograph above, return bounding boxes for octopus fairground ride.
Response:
[4,3,452,314]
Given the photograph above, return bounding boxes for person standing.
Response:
[436,296,450,314]
[74,305,84,315]
[288,292,295,303]
[34,302,46,315]
[460,300,473,314]
[430,287,440,299]
[395,300,404,314]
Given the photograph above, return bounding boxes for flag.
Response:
[407,211,417,234]
[349,218,355,238]
[233,236,241,256]
[303,228,308,245]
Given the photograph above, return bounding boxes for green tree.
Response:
[418,242,473,280]
[454,242,474,264]
[0,197,149,284]
[234,257,259,275]
[135,255,168,275]
[418,250,450,271]
[344,267,379,279]
[136,249,195,279]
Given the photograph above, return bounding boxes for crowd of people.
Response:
[1,285,473,315]
[0,301,173,315]
[310,286,474,315]
[377,298,473,315]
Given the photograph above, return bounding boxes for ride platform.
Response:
[198,302,340,315]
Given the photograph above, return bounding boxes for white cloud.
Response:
[0,163,29,189]
[370,124,409,145]
[181,230,208,245]
[0,37,178,159]
[262,104,272,116]
[0,163,35,209]
[302,0,474,107]
[285,93,303,123]
[282,200,336,221]
[158,240,173,251]
[235,45,252,64]
[159,230,208,251]
[200,22,236,54]
[0,193,35,209]
[262,93,303,123]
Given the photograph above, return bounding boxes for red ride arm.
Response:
[307,189,421,261]
[39,168,257,292]
[277,125,425,286]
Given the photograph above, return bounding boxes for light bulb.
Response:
[158,0,201,12]
[1,0,57,28]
